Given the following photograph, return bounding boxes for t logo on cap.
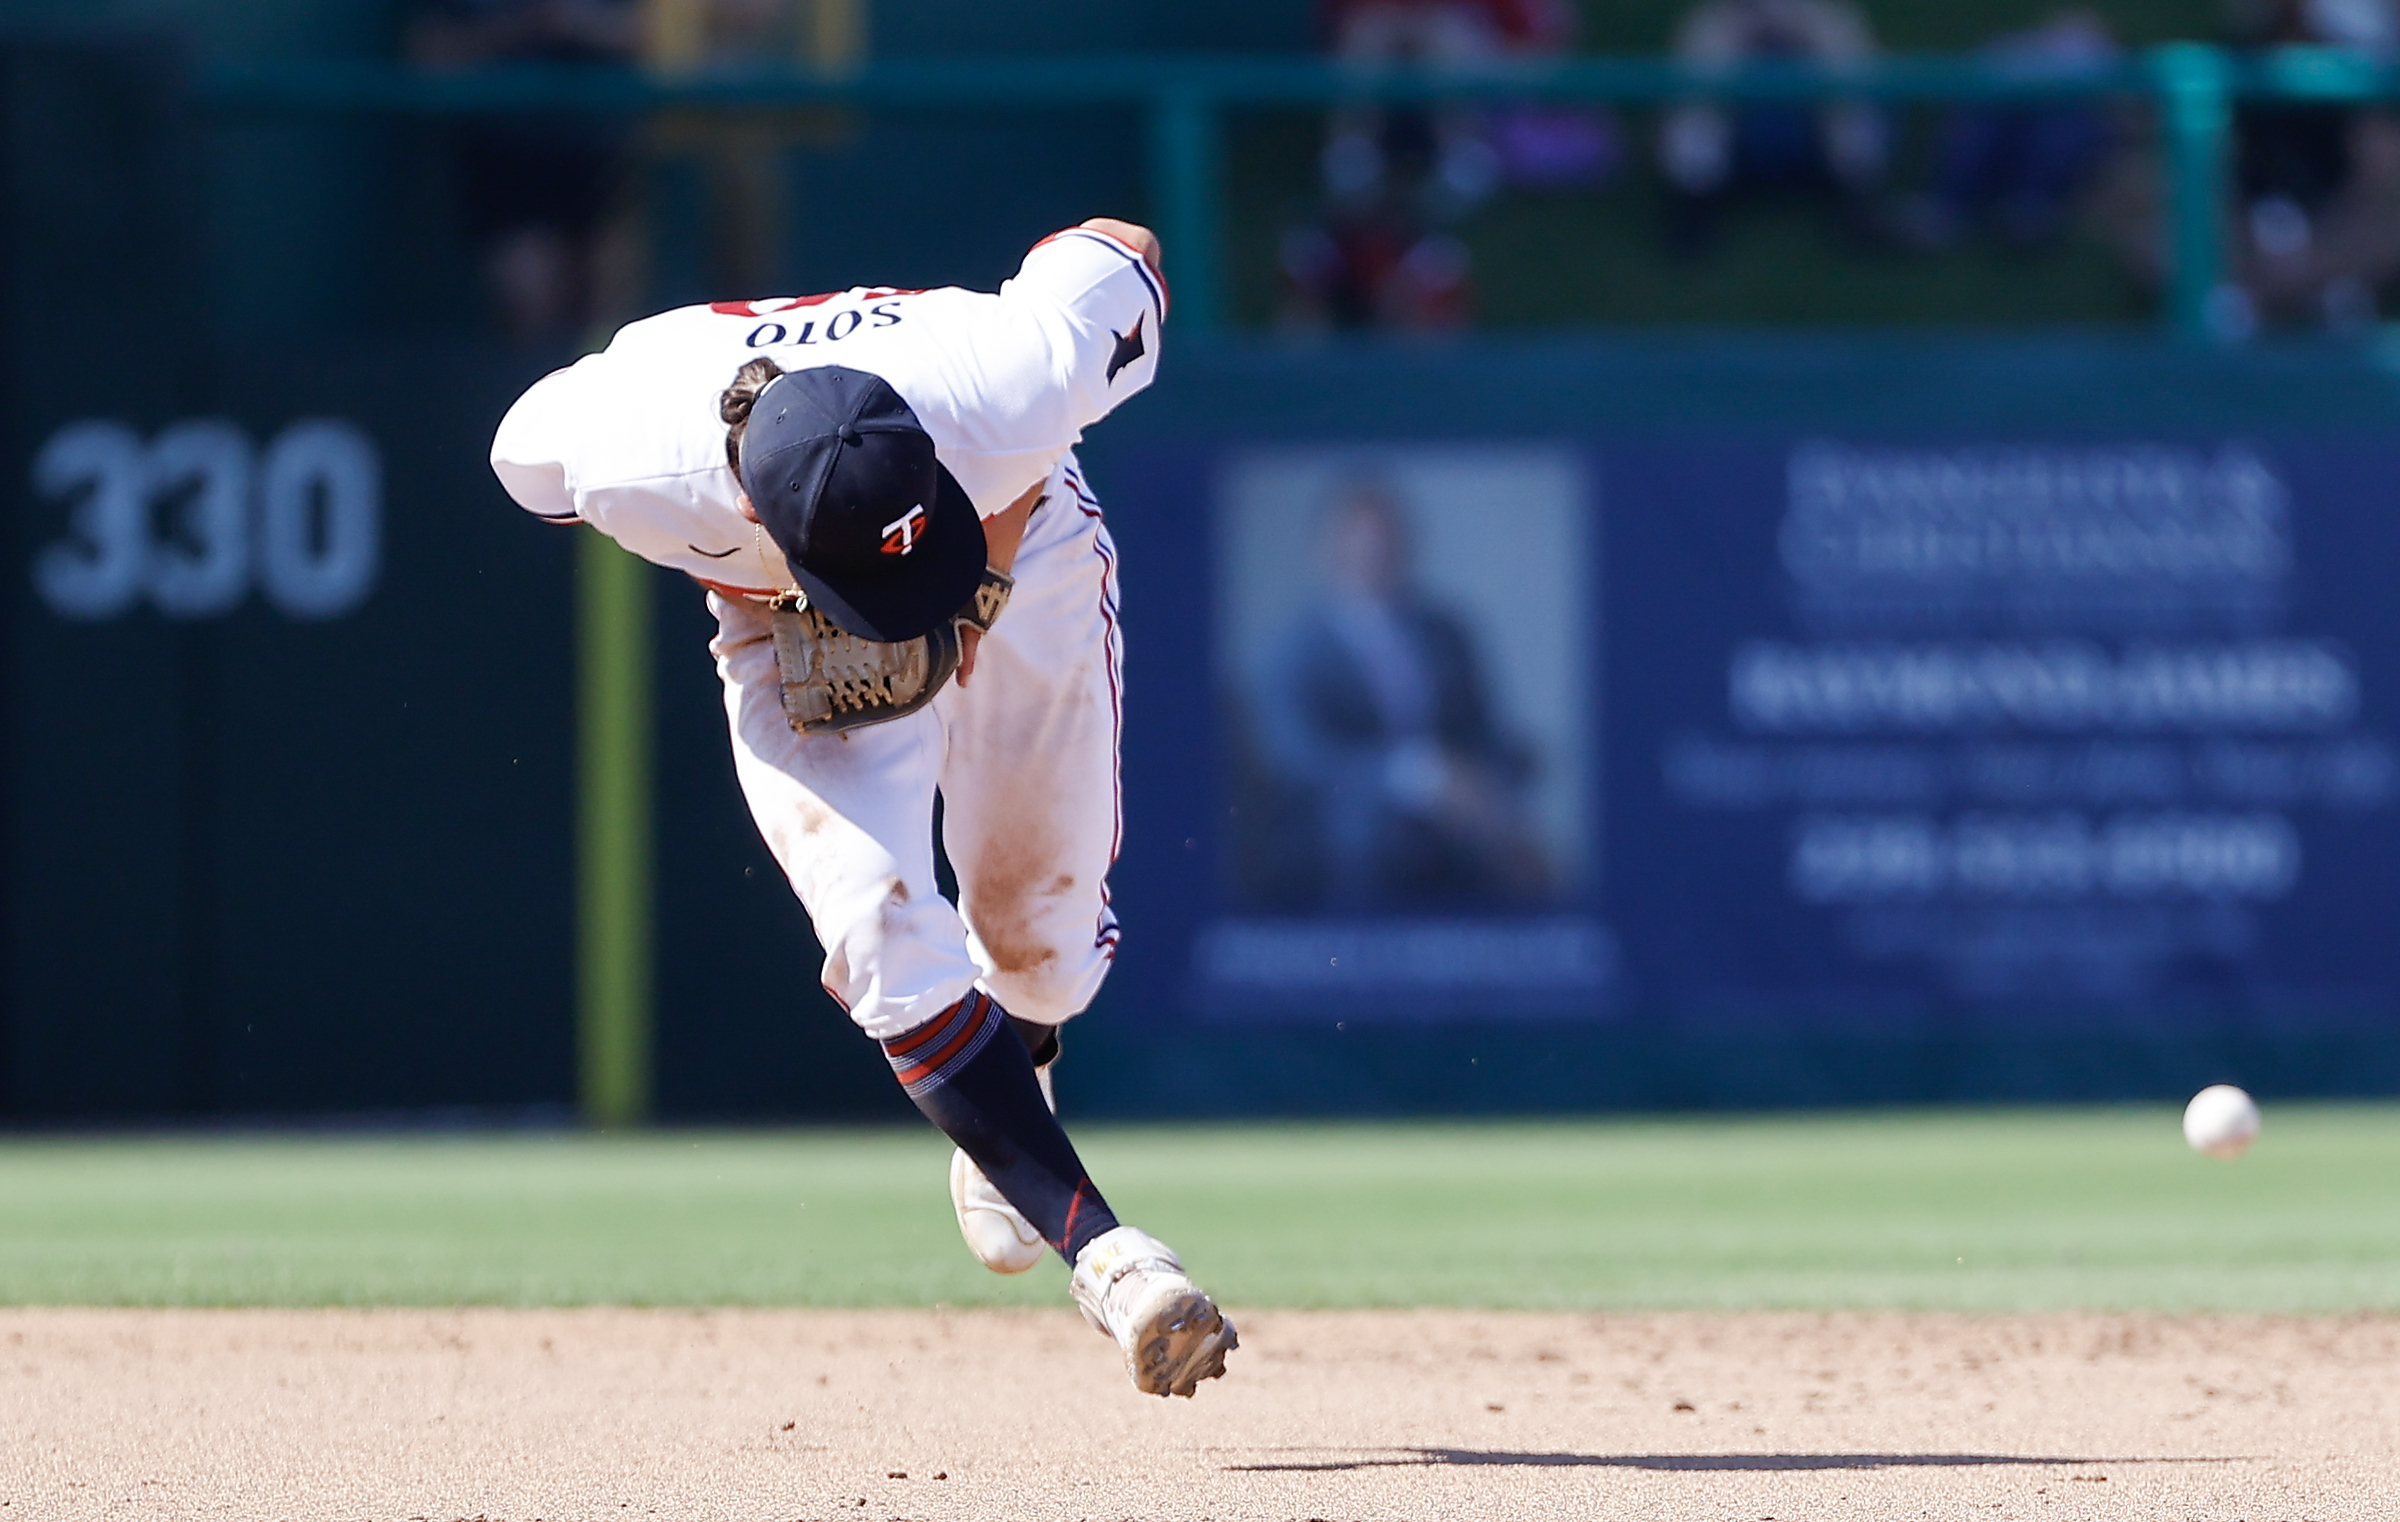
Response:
[881,504,929,556]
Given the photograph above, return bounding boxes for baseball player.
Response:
[489,218,1235,1398]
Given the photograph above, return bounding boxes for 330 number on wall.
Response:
[31,419,382,621]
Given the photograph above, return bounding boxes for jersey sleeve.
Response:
[489,360,594,522]
[1005,226,1167,416]
[920,227,1166,515]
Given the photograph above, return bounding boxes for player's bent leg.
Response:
[927,473,1122,1269]
[924,474,1235,1398]
[928,489,1127,1274]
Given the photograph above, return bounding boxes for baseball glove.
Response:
[768,568,1013,735]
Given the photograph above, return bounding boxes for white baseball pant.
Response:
[711,457,1124,1042]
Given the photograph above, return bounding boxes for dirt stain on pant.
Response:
[961,829,1076,989]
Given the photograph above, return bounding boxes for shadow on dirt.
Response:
[1225,1449,2224,1472]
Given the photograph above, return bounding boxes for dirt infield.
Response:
[3,1308,2394,1520]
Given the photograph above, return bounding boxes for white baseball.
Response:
[2183,1084,2261,1159]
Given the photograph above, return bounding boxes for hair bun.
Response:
[719,356,787,471]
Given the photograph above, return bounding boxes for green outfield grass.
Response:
[1,1107,2396,1312]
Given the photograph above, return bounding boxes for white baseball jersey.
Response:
[489,228,1159,1042]
[490,226,1166,594]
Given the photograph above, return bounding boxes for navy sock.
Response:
[881,991,1118,1261]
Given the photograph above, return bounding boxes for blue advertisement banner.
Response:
[1108,433,2400,1041]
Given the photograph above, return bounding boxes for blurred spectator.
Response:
[1896,11,2121,252]
[1319,0,1586,215]
[1254,480,1547,910]
[407,0,640,341]
[1291,0,1602,330]
[1657,0,1890,255]
[2224,0,2400,329]
[1279,209,1473,332]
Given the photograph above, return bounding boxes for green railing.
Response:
[207,46,2400,340]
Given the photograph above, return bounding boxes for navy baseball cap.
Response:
[737,365,986,642]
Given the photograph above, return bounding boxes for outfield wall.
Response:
[10,330,2400,1121]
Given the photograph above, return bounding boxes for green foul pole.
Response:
[576,529,654,1127]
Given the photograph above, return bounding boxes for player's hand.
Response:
[957,480,1040,690]
[1080,218,1163,289]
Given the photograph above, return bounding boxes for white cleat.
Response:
[949,1149,1047,1275]
[1070,1225,1238,1398]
